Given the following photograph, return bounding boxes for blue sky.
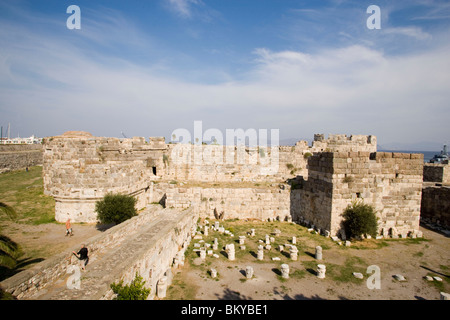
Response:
[0,0,449,150]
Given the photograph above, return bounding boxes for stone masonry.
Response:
[0,144,43,173]
[42,131,422,237]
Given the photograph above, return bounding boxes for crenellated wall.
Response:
[292,151,424,237]
[43,131,415,235]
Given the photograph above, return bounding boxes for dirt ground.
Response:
[166,221,450,300]
[1,221,102,279]
[2,219,449,300]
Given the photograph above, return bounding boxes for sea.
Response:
[378,150,438,163]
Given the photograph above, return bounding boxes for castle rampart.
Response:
[42,131,422,238]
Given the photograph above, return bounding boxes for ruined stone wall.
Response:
[294,151,423,237]
[163,134,376,183]
[0,206,162,299]
[164,185,291,221]
[331,152,423,237]
[43,132,378,223]
[0,144,43,173]
[0,206,198,300]
[424,163,450,184]
[311,134,377,153]
[421,185,450,229]
[43,133,165,222]
[290,153,334,232]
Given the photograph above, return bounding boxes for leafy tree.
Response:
[342,201,378,239]
[95,193,137,224]
[110,273,150,300]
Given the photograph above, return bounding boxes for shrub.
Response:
[110,273,150,300]
[342,201,378,239]
[95,193,137,224]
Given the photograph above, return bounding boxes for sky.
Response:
[0,0,449,150]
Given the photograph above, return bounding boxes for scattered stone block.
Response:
[281,264,289,279]
[393,274,406,281]
[425,276,434,281]
[331,236,339,242]
[353,272,364,279]
[434,276,443,282]
[246,266,254,279]
[315,246,322,260]
[272,229,281,236]
[225,244,235,261]
[440,292,450,300]
[157,276,167,298]
[289,246,298,261]
[272,257,281,261]
[345,241,351,247]
[257,245,264,260]
[210,269,217,278]
[317,264,326,279]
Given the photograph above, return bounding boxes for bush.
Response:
[110,273,150,300]
[95,193,137,224]
[342,201,378,239]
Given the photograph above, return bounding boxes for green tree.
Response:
[95,193,137,224]
[342,201,378,239]
[0,202,20,270]
[110,273,150,300]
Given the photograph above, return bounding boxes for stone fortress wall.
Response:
[42,131,425,238]
[0,144,43,173]
[421,161,450,229]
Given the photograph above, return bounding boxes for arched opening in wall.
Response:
[152,167,157,175]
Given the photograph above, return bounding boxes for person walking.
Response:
[65,218,73,236]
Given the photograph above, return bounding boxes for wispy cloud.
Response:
[383,26,432,40]
[165,0,202,18]
[1,1,450,148]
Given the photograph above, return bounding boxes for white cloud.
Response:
[165,0,202,18]
[1,3,449,147]
[383,27,432,40]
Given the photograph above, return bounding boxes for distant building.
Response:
[0,135,43,145]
